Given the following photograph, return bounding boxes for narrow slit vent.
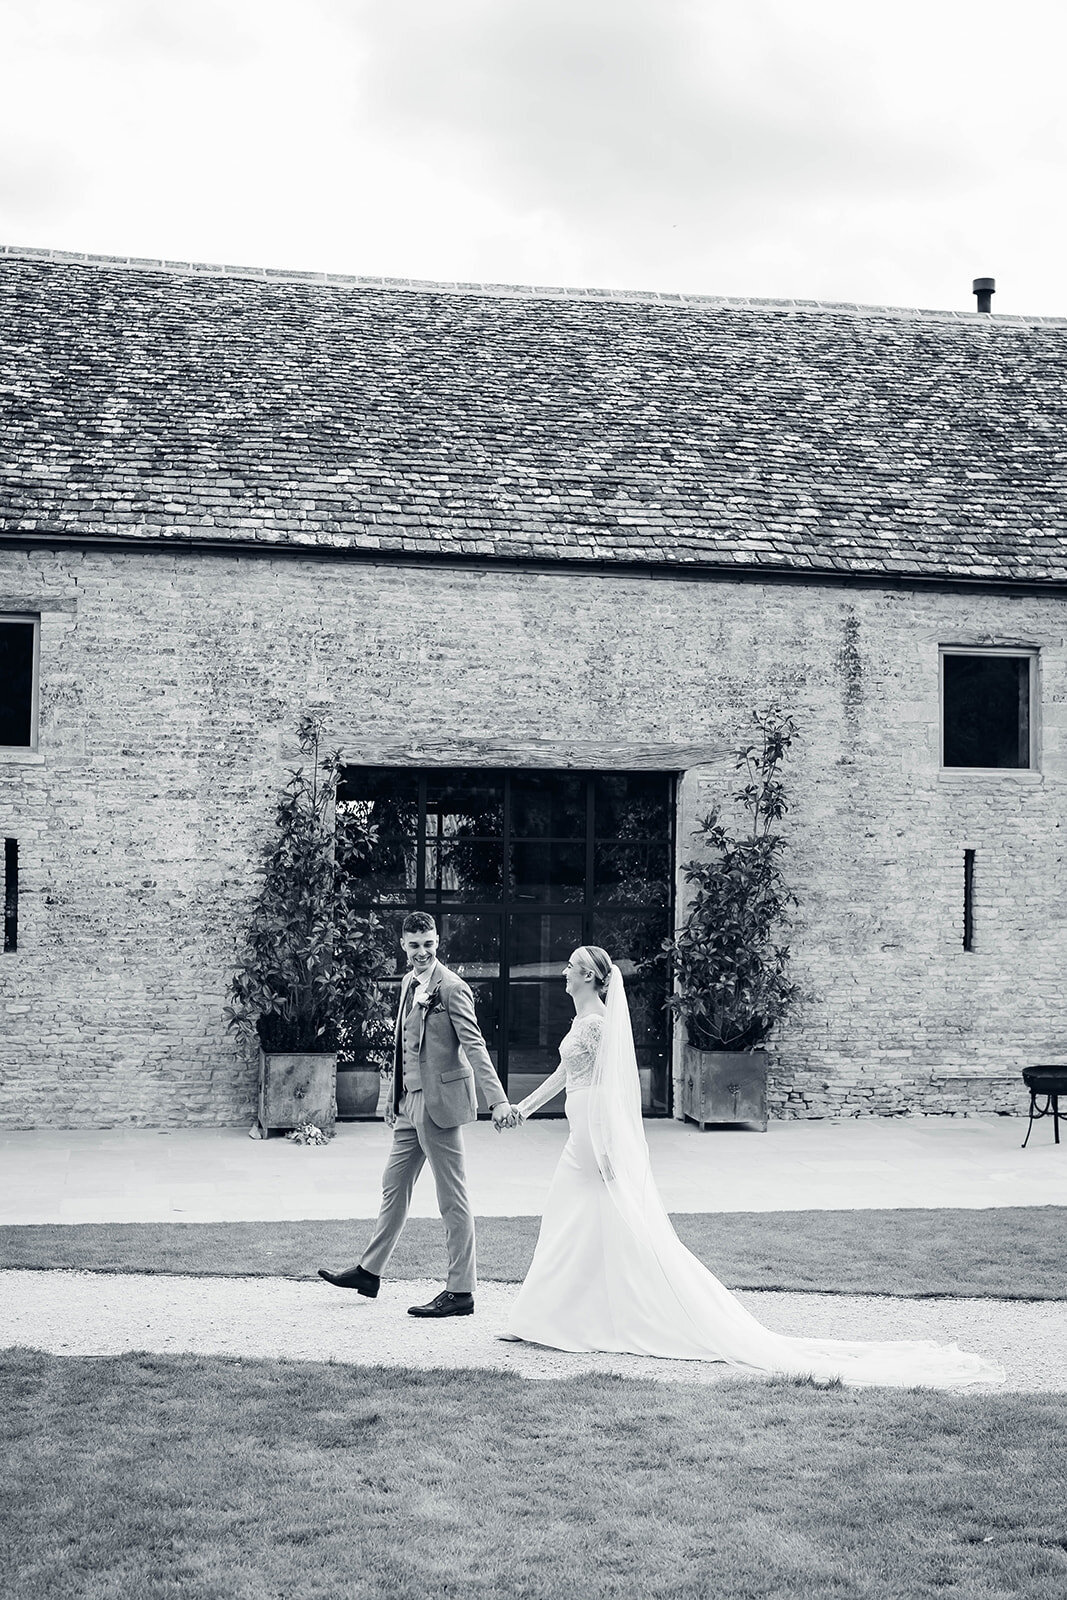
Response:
[3,838,17,952]
[963,849,975,951]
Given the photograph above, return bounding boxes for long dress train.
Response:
[507,1012,1005,1389]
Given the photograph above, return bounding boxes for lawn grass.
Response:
[2,1348,1065,1600]
[1,1207,1063,1299]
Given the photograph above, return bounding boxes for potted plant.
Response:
[659,708,801,1131]
[225,714,393,1137]
[334,963,396,1120]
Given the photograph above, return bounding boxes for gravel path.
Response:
[2,1270,1063,1391]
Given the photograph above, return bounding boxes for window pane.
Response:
[0,622,34,747]
[593,773,671,839]
[508,911,584,977]
[510,772,586,839]
[338,908,407,1071]
[507,977,575,1054]
[510,841,586,904]
[340,830,418,903]
[506,981,574,1113]
[337,768,419,836]
[337,769,419,901]
[621,977,671,1114]
[591,911,671,1114]
[436,911,502,979]
[594,842,670,906]
[943,655,1031,768]
[464,980,501,1076]
[368,910,416,977]
[436,912,504,1091]
[507,912,584,1113]
[425,772,504,837]
[426,840,504,901]
[591,908,669,970]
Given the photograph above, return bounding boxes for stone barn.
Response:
[1,244,1064,1129]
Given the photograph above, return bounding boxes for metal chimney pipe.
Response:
[972,277,995,314]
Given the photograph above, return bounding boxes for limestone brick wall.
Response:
[1,542,1064,1126]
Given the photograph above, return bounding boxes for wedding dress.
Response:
[507,972,1005,1389]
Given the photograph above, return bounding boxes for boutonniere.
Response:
[414,986,445,1017]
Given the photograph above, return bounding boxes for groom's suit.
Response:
[360,961,508,1293]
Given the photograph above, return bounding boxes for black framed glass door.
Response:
[337,767,674,1115]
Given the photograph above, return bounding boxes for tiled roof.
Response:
[2,245,1067,585]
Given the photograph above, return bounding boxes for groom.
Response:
[319,911,517,1317]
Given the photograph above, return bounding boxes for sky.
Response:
[1,0,1065,316]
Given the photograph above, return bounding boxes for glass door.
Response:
[338,767,674,1114]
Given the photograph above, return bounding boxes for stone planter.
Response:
[252,1049,337,1138]
[336,1068,384,1119]
[679,1044,768,1131]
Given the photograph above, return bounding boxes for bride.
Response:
[505,946,1005,1388]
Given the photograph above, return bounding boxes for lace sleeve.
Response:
[516,1063,567,1119]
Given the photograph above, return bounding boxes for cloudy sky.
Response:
[1,0,1064,315]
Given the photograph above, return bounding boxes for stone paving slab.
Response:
[2,1270,1062,1392]
[2,1116,1064,1225]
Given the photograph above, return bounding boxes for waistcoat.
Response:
[401,993,423,1093]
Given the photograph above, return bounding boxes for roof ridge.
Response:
[3,240,1064,326]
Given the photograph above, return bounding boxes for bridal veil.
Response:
[585,967,1005,1388]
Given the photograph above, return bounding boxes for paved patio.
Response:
[1,1113,1063,1225]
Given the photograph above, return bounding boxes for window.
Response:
[337,767,675,1116]
[941,649,1036,770]
[0,616,39,749]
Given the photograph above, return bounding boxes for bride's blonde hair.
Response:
[574,945,613,999]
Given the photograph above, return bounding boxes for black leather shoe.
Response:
[407,1290,474,1318]
[317,1263,380,1298]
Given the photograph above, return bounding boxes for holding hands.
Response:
[492,1102,525,1131]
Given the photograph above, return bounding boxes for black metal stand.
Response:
[1021,1067,1066,1148]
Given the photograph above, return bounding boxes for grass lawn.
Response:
[2,1349,1065,1600]
[0,1207,1063,1299]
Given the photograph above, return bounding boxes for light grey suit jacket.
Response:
[392,962,508,1129]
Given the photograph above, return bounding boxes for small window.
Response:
[0,616,39,749]
[941,649,1035,770]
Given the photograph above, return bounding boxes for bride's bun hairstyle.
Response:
[575,945,613,999]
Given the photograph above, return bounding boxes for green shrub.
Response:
[660,707,802,1050]
[225,714,393,1054]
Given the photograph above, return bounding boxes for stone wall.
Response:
[1,542,1064,1125]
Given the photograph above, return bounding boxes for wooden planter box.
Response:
[679,1045,768,1131]
[253,1049,338,1138]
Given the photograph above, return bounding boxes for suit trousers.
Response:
[360,1090,477,1293]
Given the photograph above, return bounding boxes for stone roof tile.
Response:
[1,246,1066,583]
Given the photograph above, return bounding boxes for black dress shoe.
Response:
[317,1263,380,1298]
[407,1290,474,1318]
